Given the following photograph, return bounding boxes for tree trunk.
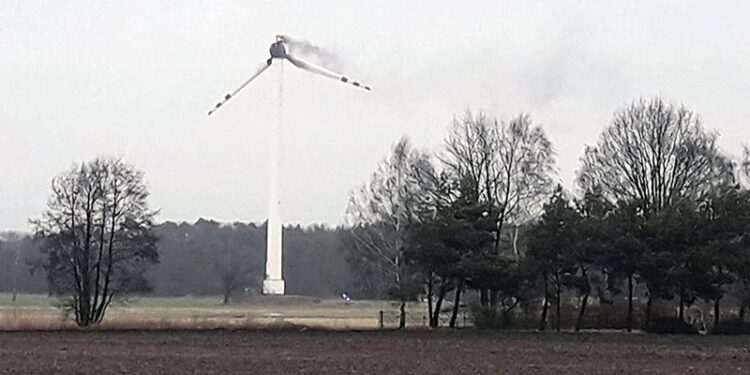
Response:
[11,244,20,304]
[713,298,721,333]
[427,274,434,327]
[480,288,489,308]
[399,301,406,329]
[644,293,653,329]
[512,226,520,261]
[679,296,684,321]
[431,281,447,328]
[740,304,746,322]
[574,266,590,332]
[494,209,507,252]
[555,275,561,332]
[575,293,589,332]
[489,289,498,309]
[539,272,549,331]
[80,209,94,327]
[449,281,463,328]
[627,274,634,332]
[222,290,230,305]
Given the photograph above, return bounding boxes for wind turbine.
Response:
[208,35,371,295]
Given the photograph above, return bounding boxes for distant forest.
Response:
[0,219,357,300]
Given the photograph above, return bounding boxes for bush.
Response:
[472,306,512,329]
[712,319,750,335]
[645,317,699,335]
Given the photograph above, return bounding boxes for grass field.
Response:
[0,293,447,330]
[1,329,748,374]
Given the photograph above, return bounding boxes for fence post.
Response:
[379,310,384,329]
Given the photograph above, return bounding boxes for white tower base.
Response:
[262,279,285,295]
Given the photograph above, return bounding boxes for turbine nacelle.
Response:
[269,36,287,59]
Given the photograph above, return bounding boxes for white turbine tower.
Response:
[208,35,371,295]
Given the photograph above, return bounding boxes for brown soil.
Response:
[0,330,748,374]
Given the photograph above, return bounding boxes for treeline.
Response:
[344,97,750,333]
[0,221,356,303]
[7,96,750,333]
[151,219,354,301]
[0,233,46,296]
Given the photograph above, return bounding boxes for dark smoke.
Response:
[281,35,344,71]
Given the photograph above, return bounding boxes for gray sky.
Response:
[2,0,749,231]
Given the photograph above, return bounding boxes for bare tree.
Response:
[442,110,555,254]
[494,114,556,254]
[442,110,555,308]
[32,157,158,327]
[578,97,732,213]
[738,145,750,188]
[442,111,498,205]
[345,136,436,328]
[577,97,732,329]
[215,246,255,304]
[0,232,27,303]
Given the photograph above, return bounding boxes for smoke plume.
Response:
[281,35,343,71]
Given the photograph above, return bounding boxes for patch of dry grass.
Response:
[0,294,428,331]
[0,309,73,330]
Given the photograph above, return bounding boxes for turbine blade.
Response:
[285,53,371,92]
[208,60,271,116]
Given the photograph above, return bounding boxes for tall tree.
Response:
[641,197,709,324]
[578,97,731,328]
[442,110,555,306]
[0,232,46,301]
[689,185,750,331]
[732,151,750,320]
[213,241,258,305]
[603,200,648,331]
[32,157,158,326]
[344,136,436,328]
[741,145,750,185]
[405,215,459,328]
[579,97,731,212]
[443,111,555,252]
[570,189,614,331]
[493,114,556,252]
[444,199,497,328]
[527,186,579,331]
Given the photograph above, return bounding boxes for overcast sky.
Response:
[1,0,749,231]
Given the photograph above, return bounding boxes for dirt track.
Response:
[0,330,749,374]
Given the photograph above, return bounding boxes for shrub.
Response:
[645,317,699,335]
[712,319,750,335]
[472,306,512,329]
